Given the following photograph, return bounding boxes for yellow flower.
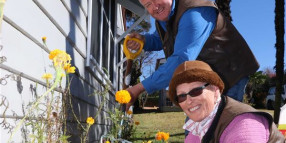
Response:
[86,117,94,125]
[135,121,140,125]
[64,63,71,70]
[42,36,47,43]
[115,90,131,104]
[127,110,132,115]
[64,63,76,73]
[155,131,169,141]
[49,49,71,69]
[49,49,62,60]
[147,141,152,143]
[105,141,110,143]
[66,66,76,73]
[53,52,71,67]
[42,73,53,80]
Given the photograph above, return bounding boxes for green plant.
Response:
[5,37,100,143]
[102,90,138,142]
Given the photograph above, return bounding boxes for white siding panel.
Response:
[4,0,67,53]
[62,0,87,36]
[0,70,62,116]
[36,0,87,57]
[77,0,88,16]
[2,21,55,80]
[4,0,87,82]
[0,70,63,142]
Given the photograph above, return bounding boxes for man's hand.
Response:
[126,83,145,111]
[126,33,145,52]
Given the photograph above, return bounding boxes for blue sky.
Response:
[146,0,282,73]
[231,0,279,71]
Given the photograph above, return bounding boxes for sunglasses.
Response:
[175,83,210,103]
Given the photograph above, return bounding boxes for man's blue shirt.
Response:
[142,2,217,94]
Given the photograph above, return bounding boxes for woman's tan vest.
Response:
[156,0,259,91]
[201,96,285,143]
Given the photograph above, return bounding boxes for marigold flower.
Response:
[127,110,132,115]
[162,132,169,141]
[135,121,140,125]
[49,49,72,70]
[86,117,94,125]
[115,90,131,104]
[66,66,76,73]
[42,73,53,80]
[155,133,162,141]
[64,63,71,70]
[49,49,62,60]
[42,36,47,43]
[155,131,169,141]
[63,63,76,73]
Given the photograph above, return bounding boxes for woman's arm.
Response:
[220,113,270,143]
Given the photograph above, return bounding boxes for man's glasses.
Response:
[175,83,210,103]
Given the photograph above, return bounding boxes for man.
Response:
[125,0,259,112]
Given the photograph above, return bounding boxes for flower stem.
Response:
[83,125,91,143]
[8,67,63,143]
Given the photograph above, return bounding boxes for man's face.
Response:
[139,0,172,21]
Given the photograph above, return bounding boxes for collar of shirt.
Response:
[157,0,176,31]
[183,96,222,140]
[168,0,176,19]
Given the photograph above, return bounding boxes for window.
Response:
[86,0,118,89]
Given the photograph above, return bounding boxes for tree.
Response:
[247,71,269,108]
[215,0,232,21]
[274,0,285,124]
[125,9,151,33]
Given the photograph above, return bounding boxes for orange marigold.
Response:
[134,121,140,125]
[155,131,169,141]
[115,90,131,104]
[127,110,132,115]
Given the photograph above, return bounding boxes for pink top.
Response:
[185,113,270,143]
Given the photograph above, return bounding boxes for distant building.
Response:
[155,58,182,112]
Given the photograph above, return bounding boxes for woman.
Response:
[168,60,285,142]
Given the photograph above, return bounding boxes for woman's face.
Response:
[139,0,172,21]
[176,82,219,122]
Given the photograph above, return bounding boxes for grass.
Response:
[131,111,186,143]
[130,109,276,143]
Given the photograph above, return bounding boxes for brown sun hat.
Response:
[169,60,224,106]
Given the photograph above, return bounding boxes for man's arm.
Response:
[143,31,163,51]
[143,7,217,93]
[127,7,217,110]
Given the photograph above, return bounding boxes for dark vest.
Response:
[156,0,259,92]
[201,96,285,143]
